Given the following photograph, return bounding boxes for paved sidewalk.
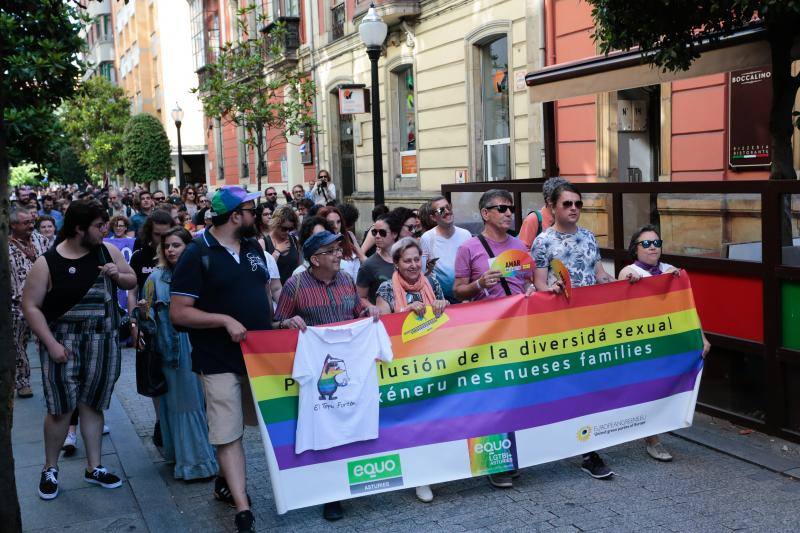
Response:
[16,343,800,532]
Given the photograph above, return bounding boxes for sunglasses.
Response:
[280,225,295,232]
[484,204,514,214]
[434,206,452,216]
[637,239,663,249]
[404,224,420,232]
[267,193,277,197]
[371,228,388,237]
[561,200,584,209]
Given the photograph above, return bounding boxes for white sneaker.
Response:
[415,484,434,503]
[102,425,110,435]
[62,431,77,455]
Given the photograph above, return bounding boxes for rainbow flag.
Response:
[242,273,704,513]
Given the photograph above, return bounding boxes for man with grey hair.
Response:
[453,189,534,489]
[518,176,569,249]
[9,207,50,398]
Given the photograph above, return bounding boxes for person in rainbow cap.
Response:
[170,185,270,533]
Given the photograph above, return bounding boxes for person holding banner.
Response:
[375,237,448,503]
[531,182,617,479]
[273,230,381,521]
[618,224,711,462]
[453,189,534,488]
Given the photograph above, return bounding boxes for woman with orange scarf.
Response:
[376,237,448,317]
[375,237,447,504]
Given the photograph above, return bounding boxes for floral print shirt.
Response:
[9,232,50,304]
[532,226,601,288]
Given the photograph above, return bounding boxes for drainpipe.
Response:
[306,0,321,174]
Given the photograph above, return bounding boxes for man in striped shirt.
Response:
[273,230,380,521]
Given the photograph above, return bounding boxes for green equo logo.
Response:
[347,454,402,485]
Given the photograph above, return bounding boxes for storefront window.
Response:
[480,36,510,181]
[397,66,416,152]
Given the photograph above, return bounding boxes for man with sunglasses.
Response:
[264,187,279,213]
[420,196,471,303]
[170,186,271,533]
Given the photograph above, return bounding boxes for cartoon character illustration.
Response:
[317,354,350,401]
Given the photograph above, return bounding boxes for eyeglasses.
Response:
[484,204,514,214]
[637,239,663,249]
[315,247,343,257]
[561,200,583,209]
[91,222,108,230]
[434,206,452,216]
[115,223,127,228]
[371,228,388,237]
[238,207,257,215]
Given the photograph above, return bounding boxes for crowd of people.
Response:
[8,172,710,533]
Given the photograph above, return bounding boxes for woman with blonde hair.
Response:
[262,205,301,284]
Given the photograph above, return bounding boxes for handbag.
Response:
[133,310,168,397]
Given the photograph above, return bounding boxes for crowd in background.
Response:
[8,172,710,533]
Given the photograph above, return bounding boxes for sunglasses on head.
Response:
[434,206,451,216]
[561,200,583,209]
[484,204,514,214]
[637,239,663,249]
[371,228,388,237]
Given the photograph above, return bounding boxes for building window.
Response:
[394,65,417,187]
[480,36,510,181]
[331,3,345,41]
[273,0,299,18]
[98,61,116,84]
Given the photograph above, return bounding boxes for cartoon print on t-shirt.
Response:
[317,355,350,400]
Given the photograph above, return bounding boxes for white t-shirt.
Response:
[629,261,674,277]
[420,226,472,301]
[262,250,280,280]
[292,318,393,453]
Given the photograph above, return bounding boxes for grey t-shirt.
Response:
[356,253,395,304]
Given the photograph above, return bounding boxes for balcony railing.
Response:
[353,0,421,26]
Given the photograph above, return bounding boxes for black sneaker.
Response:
[213,476,251,508]
[84,465,123,488]
[234,510,255,533]
[323,500,344,521]
[581,452,614,479]
[153,420,163,447]
[38,467,59,500]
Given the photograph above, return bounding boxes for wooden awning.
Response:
[526,26,773,103]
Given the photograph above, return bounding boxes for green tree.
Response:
[194,3,316,191]
[9,163,39,187]
[587,0,800,181]
[50,144,90,185]
[122,113,173,185]
[62,76,131,183]
[0,2,86,530]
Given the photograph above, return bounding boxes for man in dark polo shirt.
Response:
[170,186,270,533]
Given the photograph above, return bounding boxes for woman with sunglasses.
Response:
[263,206,301,284]
[532,182,616,480]
[317,206,365,280]
[182,186,199,218]
[357,213,402,305]
[618,225,711,463]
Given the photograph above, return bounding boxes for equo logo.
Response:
[353,459,396,479]
[474,438,512,455]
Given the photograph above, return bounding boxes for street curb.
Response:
[672,419,800,480]
[106,395,184,532]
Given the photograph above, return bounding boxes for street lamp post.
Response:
[171,103,185,190]
[358,3,388,207]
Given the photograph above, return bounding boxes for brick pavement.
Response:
[112,346,800,533]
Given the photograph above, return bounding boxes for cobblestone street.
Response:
[110,348,800,532]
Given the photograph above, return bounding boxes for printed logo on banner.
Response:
[577,425,592,442]
[347,454,404,495]
[401,307,449,343]
[468,433,518,476]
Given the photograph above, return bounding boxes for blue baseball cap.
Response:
[209,186,261,216]
[303,231,342,259]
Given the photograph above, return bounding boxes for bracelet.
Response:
[476,278,483,290]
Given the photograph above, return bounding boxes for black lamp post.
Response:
[171,103,185,190]
[358,3,388,207]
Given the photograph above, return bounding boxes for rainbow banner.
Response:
[242,273,704,513]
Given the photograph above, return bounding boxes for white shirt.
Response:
[292,318,393,453]
[629,261,674,277]
[420,225,472,300]
[262,250,281,280]
[312,182,337,205]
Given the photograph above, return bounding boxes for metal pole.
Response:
[367,46,384,206]
[176,121,185,190]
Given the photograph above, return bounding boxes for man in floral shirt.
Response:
[9,207,50,398]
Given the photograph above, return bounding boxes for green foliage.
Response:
[62,76,131,179]
[122,113,173,184]
[586,1,800,72]
[9,163,39,187]
[193,3,317,181]
[50,145,90,185]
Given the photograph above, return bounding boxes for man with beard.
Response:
[9,207,50,398]
[170,186,271,533]
[106,188,133,219]
[22,200,136,500]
